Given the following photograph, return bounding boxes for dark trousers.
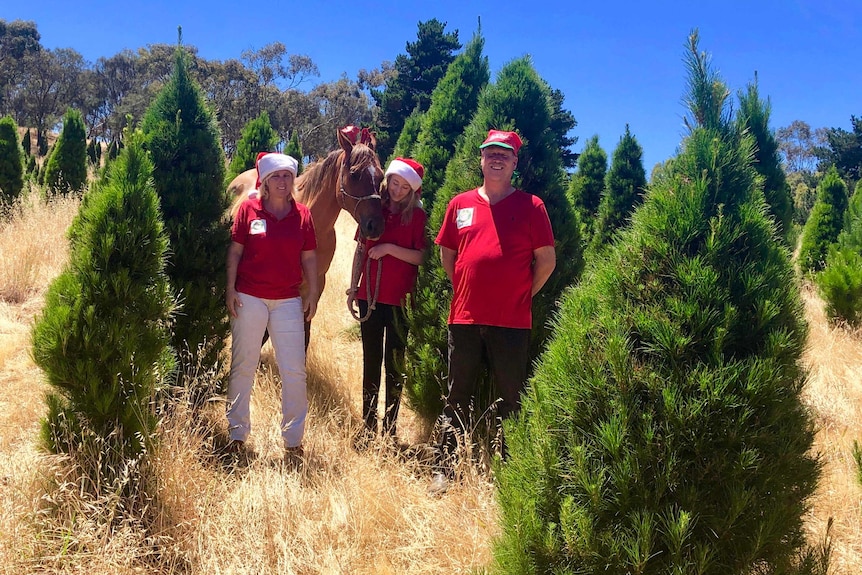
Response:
[438,324,530,466]
[359,300,407,436]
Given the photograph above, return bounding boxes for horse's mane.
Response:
[295,143,380,207]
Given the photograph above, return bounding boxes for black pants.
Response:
[359,300,407,436]
[438,324,530,466]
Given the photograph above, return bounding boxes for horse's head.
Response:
[337,128,385,240]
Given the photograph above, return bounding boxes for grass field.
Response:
[0,187,860,574]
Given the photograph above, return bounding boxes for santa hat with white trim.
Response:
[384,157,424,193]
[255,152,298,188]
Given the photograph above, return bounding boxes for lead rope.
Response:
[346,237,382,322]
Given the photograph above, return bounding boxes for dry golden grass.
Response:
[2,191,862,574]
[0,197,497,574]
[800,282,862,574]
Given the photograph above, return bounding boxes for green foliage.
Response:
[86,137,98,165]
[591,125,646,250]
[816,179,862,325]
[819,115,861,183]
[21,128,31,156]
[0,115,25,201]
[816,247,862,325]
[31,135,175,464]
[372,19,461,160]
[43,108,88,195]
[799,167,848,274]
[411,30,490,211]
[568,134,607,236]
[389,107,423,163]
[226,111,278,184]
[404,56,583,425]
[284,131,303,175]
[735,77,793,244]
[495,32,823,575]
[140,45,230,398]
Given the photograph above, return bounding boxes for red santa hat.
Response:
[384,157,424,192]
[255,152,298,188]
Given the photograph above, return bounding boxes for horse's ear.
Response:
[338,127,356,153]
[367,131,377,151]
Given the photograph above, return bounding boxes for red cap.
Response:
[480,130,522,155]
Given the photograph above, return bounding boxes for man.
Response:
[430,129,556,494]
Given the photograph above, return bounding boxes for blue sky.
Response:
[6,1,860,172]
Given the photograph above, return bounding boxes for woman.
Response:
[355,157,427,443]
[225,152,318,463]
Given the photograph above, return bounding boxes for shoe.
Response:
[427,471,449,496]
[224,439,244,454]
[284,445,305,469]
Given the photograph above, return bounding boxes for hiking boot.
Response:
[284,445,305,469]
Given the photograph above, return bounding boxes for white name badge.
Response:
[456,207,474,229]
[250,219,266,235]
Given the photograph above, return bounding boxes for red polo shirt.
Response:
[232,197,317,299]
[435,189,554,329]
[358,206,427,306]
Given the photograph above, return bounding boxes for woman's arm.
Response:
[301,249,319,321]
[226,241,244,317]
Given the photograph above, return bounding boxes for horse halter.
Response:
[338,160,382,223]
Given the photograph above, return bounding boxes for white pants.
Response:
[227,293,307,448]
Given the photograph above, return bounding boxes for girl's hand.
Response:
[367,243,391,260]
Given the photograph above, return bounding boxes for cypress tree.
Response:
[591,125,646,250]
[495,32,823,575]
[735,77,793,244]
[31,134,175,464]
[44,108,88,195]
[21,127,31,156]
[284,131,304,175]
[37,131,48,156]
[411,30,490,211]
[140,44,231,397]
[86,137,98,166]
[798,167,848,274]
[0,115,25,201]
[404,56,582,424]
[226,111,278,184]
[568,134,607,238]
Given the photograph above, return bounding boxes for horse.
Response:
[227,126,385,339]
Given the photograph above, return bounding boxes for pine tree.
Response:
[31,134,175,465]
[404,56,582,424]
[411,30,490,211]
[798,166,848,274]
[591,125,646,250]
[389,107,424,164]
[372,19,461,160]
[140,44,231,397]
[44,108,88,195]
[495,32,823,575]
[226,111,278,184]
[86,137,98,166]
[0,115,25,201]
[735,76,793,244]
[568,134,607,238]
[284,131,304,175]
[816,179,862,324]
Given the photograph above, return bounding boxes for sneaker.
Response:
[427,471,449,496]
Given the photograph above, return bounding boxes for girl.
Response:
[355,157,427,442]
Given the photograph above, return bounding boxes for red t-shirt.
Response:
[358,206,427,306]
[231,197,317,300]
[435,189,554,329]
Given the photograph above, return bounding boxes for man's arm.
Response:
[439,246,457,285]
[531,245,556,296]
